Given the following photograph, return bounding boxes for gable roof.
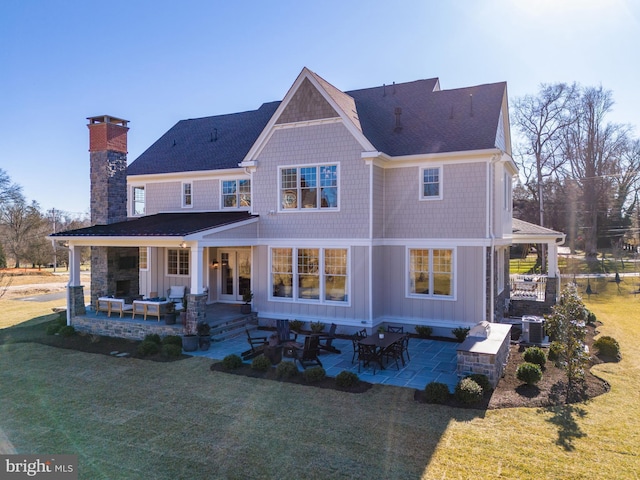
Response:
[128,69,507,176]
[50,212,256,238]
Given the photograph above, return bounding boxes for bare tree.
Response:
[564,86,629,260]
[0,199,46,268]
[512,83,579,271]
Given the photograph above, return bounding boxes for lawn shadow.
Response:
[542,403,588,451]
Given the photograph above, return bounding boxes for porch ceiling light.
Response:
[180,241,187,248]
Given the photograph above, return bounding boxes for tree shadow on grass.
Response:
[543,382,588,451]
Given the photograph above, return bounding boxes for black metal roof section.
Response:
[127,73,506,176]
[51,212,256,237]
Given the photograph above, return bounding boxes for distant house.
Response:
[53,67,518,336]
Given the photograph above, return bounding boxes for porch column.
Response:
[547,242,559,278]
[190,245,205,294]
[67,244,86,323]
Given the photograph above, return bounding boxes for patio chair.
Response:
[387,325,404,333]
[167,286,186,311]
[317,323,341,354]
[276,319,298,344]
[357,343,381,374]
[292,335,323,370]
[351,331,365,363]
[241,328,268,361]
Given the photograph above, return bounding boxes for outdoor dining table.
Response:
[358,331,405,370]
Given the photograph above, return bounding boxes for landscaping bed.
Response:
[1,318,612,408]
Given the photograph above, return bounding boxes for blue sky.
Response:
[1,0,638,215]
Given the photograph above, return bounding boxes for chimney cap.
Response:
[87,115,129,127]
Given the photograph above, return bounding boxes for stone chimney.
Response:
[87,115,139,304]
[88,115,129,225]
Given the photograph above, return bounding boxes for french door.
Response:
[219,249,251,302]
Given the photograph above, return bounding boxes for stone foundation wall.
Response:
[72,317,182,341]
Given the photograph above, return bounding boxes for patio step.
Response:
[210,312,258,342]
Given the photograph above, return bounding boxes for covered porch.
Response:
[509,219,566,315]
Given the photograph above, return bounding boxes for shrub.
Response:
[464,374,492,393]
[58,325,76,337]
[452,327,470,342]
[137,340,160,356]
[523,346,546,368]
[415,325,433,338]
[335,371,359,388]
[276,361,298,379]
[45,323,61,335]
[221,354,243,370]
[423,382,451,404]
[144,333,161,345]
[548,341,562,362]
[309,321,325,333]
[251,354,271,372]
[593,336,621,359]
[516,362,543,385]
[586,311,597,325]
[454,378,483,404]
[162,335,183,347]
[289,319,304,332]
[303,366,326,383]
[162,344,182,359]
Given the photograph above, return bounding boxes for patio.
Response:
[188,332,461,392]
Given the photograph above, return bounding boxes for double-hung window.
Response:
[182,182,192,208]
[222,179,251,208]
[408,248,454,298]
[280,164,338,210]
[167,249,189,276]
[271,247,348,302]
[420,166,442,200]
[132,186,145,215]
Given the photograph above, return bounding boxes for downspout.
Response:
[368,159,374,327]
[486,155,500,322]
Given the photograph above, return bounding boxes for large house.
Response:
[54,67,517,337]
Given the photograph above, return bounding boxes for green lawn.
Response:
[1,278,639,478]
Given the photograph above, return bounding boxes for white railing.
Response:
[510,275,547,301]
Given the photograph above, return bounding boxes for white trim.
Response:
[139,246,149,271]
[405,246,457,301]
[243,67,375,162]
[419,165,443,201]
[268,246,351,306]
[131,185,146,217]
[128,168,245,184]
[166,247,190,277]
[277,163,340,213]
[363,148,502,168]
[181,181,193,209]
[220,178,252,210]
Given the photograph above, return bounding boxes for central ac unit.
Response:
[522,316,545,344]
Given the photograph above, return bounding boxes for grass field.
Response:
[0,274,639,478]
